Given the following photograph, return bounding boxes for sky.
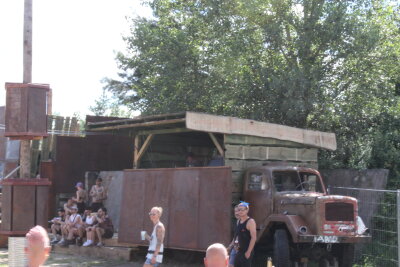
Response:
[0,0,152,117]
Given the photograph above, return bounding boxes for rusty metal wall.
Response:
[5,84,48,137]
[53,135,134,194]
[119,166,232,251]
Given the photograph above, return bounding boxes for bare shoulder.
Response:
[247,218,256,228]
[156,222,165,232]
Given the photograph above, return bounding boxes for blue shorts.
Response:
[229,249,237,265]
[145,257,161,266]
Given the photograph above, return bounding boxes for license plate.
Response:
[313,235,339,243]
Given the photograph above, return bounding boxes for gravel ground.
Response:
[0,248,204,267]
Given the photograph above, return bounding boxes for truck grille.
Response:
[325,203,354,221]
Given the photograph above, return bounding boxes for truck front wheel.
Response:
[273,229,292,267]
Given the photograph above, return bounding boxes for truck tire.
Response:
[273,229,292,267]
[336,244,354,267]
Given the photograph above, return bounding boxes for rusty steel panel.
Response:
[119,167,232,251]
[13,186,35,231]
[197,169,232,248]
[53,135,134,194]
[1,185,12,231]
[36,186,50,227]
[168,170,199,249]
[27,87,47,134]
[5,83,49,138]
[40,161,56,216]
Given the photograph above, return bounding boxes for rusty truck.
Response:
[244,163,370,267]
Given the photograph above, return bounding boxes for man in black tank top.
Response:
[234,202,256,267]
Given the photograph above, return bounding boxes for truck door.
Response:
[243,169,273,231]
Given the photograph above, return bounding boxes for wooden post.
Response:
[133,135,139,168]
[208,133,224,157]
[20,0,33,178]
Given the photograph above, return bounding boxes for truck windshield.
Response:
[273,171,324,193]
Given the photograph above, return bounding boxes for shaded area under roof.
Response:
[86,111,337,151]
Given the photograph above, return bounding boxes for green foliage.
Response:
[104,0,400,174]
[89,89,133,118]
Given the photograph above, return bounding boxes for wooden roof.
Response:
[86,111,337,151]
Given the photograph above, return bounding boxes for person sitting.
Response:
[89,178,107,212]
[50,208,66,245]
[72,182,87,214]
[78,207,97,246]
[63,198,75,215]
[92,207,114,247]
[25,225,51,267]
[59,205,82,246]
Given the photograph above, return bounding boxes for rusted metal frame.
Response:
[89,118,186,132]
[208,133,224,157]
[137,127,192,136]
[87,112,186,127]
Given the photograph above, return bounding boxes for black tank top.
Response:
[237,217,251,252]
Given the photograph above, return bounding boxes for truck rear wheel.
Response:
[273,229,292,267]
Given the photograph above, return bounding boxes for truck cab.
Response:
[243,163,370,267]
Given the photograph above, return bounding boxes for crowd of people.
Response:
[36,176,257,267]
[48,177,114,247]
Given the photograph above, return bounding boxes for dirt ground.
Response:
[0,248,204,267]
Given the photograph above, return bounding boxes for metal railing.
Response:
[331,186,399,267]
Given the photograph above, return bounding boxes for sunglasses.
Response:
[237,208,247,212]
[149,212,157,216]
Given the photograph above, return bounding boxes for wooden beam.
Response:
[133,135,139,168]
[88,118,185,132]
[208,133,224,156]
[137,128,192,136]
[20,0,33,178]
[186,112,337,150]
[87,112,185,126]
[137,134,154,163]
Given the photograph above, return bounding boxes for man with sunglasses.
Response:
[143,206,165,267]
[234,202,256,267]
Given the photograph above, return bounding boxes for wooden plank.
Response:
[208,133,224,156]
[225,159,318,172]
[133,135,139,168]
[51,116,64,160]
[224,134,307,147]
[63,117,70,135]
[186,112,336,150]
[137,134,154,162]
[225,145,318,162]
[138,128,192,136]
[232,171,244,193]
[23,0,32,83]
[89,118,186,132]
[70,117,78,134]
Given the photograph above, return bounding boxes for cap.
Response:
[75,182,83,188]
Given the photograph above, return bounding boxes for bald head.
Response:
[204,243,228,267]
[25,225,51,267]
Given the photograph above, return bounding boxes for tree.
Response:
[106,0,398,128]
